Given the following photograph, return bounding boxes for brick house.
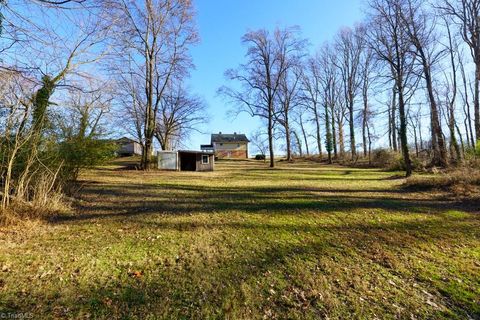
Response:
[201,132,249,159]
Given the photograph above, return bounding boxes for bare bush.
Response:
[403,167,480,197]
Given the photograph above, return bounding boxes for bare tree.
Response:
[154,83,207,150]
[438,0,480,146]
[317,44,338,163]
[359,45,375,158]
[220,27,305,168]
[334,25,365,160]
[0,0,112,215]
[276,64,304,161]
[458,51,476,148]
[293,110,310,156]
[333,81,347,158]
[114,56,146,146]
[442,19,462,162]
[250,130,269,162]
[0,70,35,209]
[301,56,323,157]
[58,83,113,140]
[368,0,416,176]
[402,0,448,167]
[109,0,198,169]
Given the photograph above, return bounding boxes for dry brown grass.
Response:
[404,167,480,197]
[0,190,70,226]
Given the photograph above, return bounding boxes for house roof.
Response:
[211,133,250,143]
[116,137,140,144]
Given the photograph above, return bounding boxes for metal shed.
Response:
[157,151,178,170]
[157,150,214,172]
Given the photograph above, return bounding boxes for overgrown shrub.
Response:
[371,149,402,170]
[255,154,266,160]
[58,137,116,181]
[370,148,424,171]
[0,136,115,223]
[403,167,480,196]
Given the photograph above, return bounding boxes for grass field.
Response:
[0,160,479,319]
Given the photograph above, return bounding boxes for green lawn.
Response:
[0,160,479,319]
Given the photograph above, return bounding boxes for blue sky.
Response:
[186,0,364,151]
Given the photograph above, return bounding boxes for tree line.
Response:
[222,0,480,176]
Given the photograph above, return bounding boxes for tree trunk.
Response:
[388,102,393,150]
[460,58,475,148]
[449,109,462,162]
[331,106,338,159]
[420,53,447,167]
[143,48,155,170]
[338,120,345,158]
[293,131,303,157]
[268,103,275,168]
[325,103,333,164]
[456,123,465,156]
[348,100,356,160]
[285,119,292,162]
[362,100,368,158]
[391,87,398,152]
[314,105,322,158]
[367,122,372,165]
[418,118,423,151]
[299,114,310,156]
[475,64,480,144]
[398,82,412,177]
[413,124,419,157]
[465,114,472,148]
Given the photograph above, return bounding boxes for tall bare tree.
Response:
[109,0,198,169]
[317,44,338,163]
[276,64,304,161]
[221,27,305,168]
[154,83,207,150]
[458,51,476,148]
[438,0,480,146]
[368,0,415,176]
[293,110,310,156]
[402,0,448,167]
[442,20,462,162]
[359,45,375,158]
[301,56,323,157]
[334,26,365,160]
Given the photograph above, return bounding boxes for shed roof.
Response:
[211,133,250,143]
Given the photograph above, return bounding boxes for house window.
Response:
[202,155,209,164]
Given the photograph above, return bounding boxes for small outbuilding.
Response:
[116,137,143,156]
[157,150,214,172]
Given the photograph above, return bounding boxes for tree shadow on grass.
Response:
[32,165,480,318]
[12,213,480,319]
[49,181,479,224]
